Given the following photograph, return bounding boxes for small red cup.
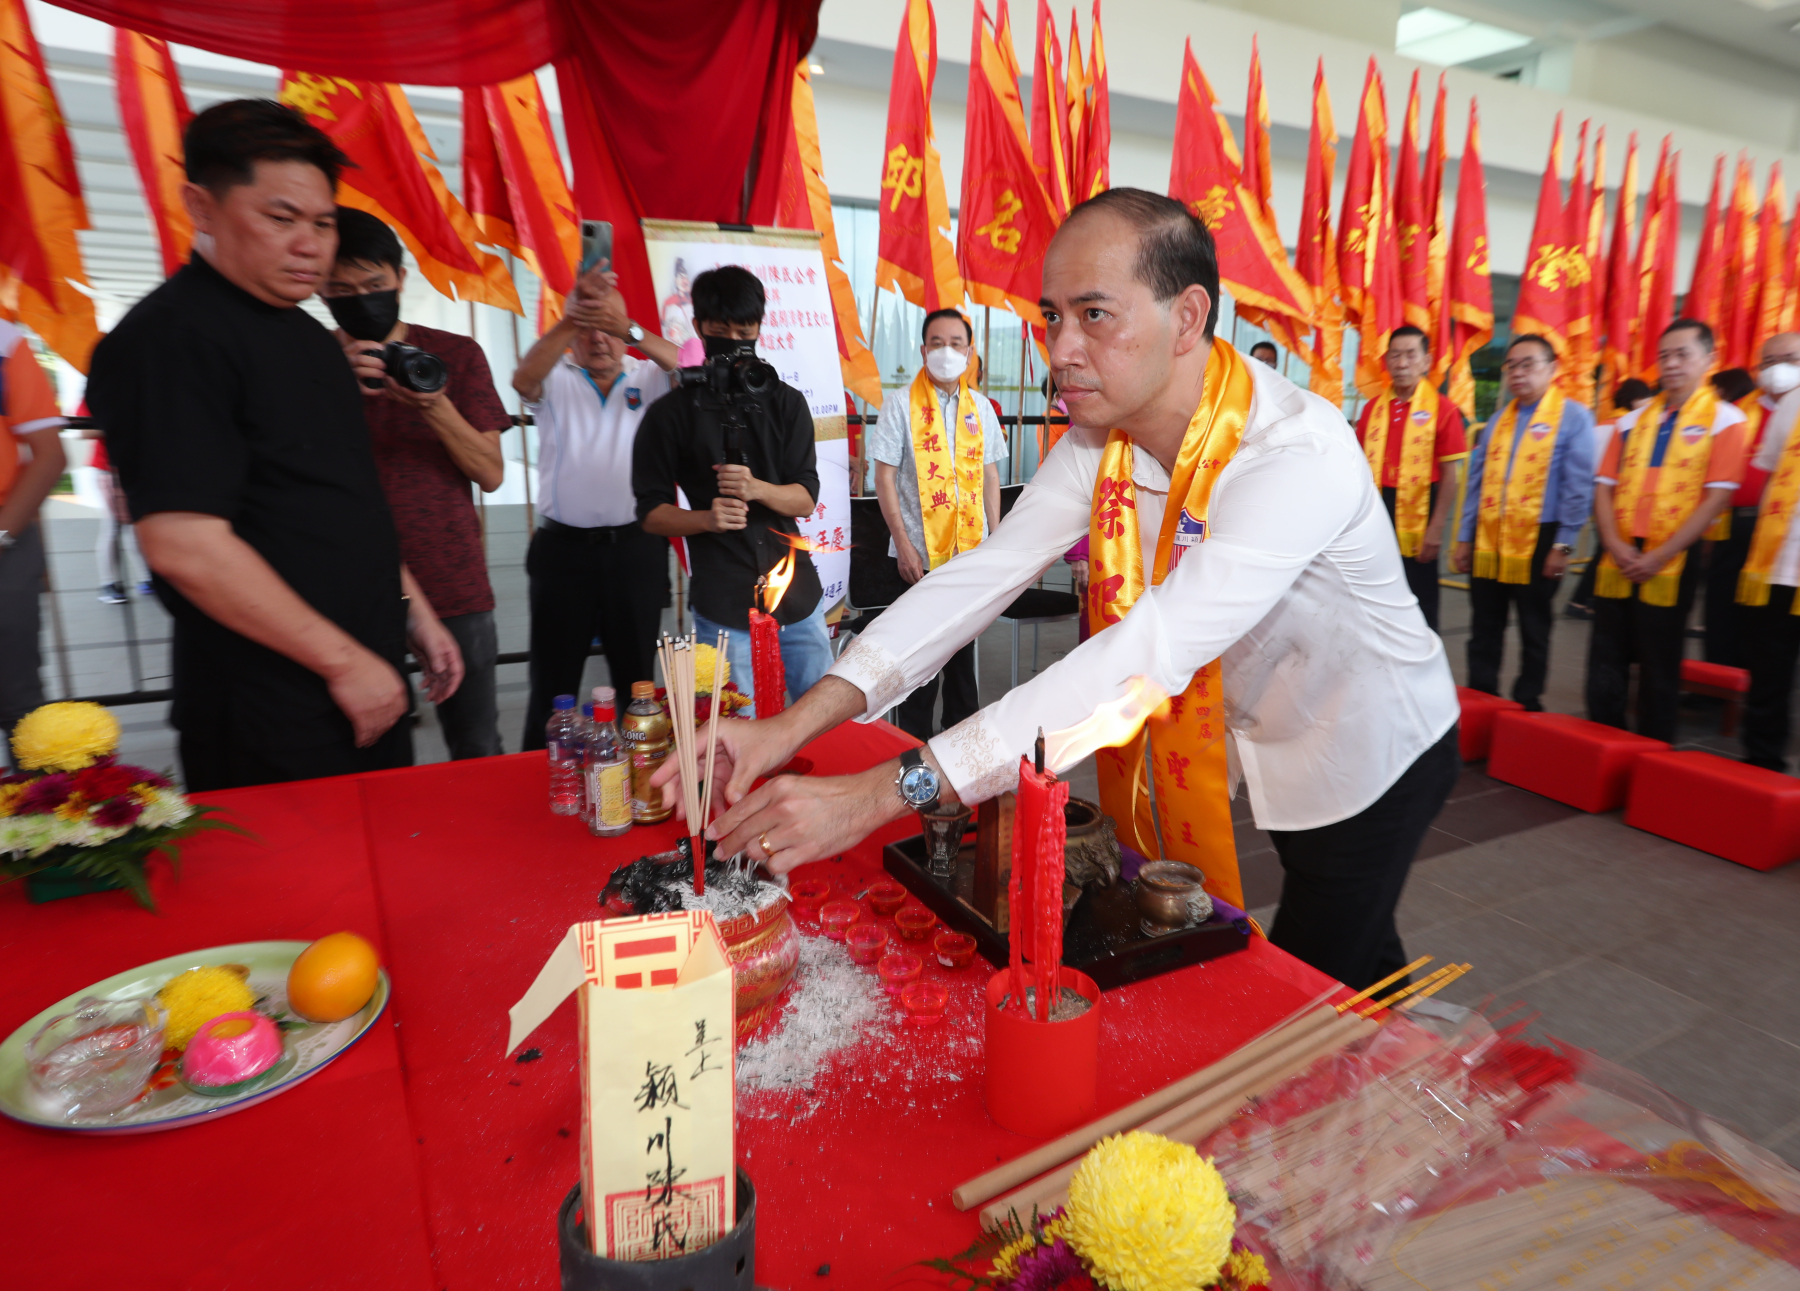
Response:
[934,931,976,970]
[788,878,832,911]
[820,900,861,940]
[877,951,922,995]
[901,981,949,1026]
[845,922,888,965]
[894,905,937,942]
[866,880,907,916]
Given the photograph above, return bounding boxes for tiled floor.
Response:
[26,504,1800,1165]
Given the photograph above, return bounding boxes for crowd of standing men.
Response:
[1358,316,1800,769]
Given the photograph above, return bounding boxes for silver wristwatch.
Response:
[0,529,14,550]
[625,321,645,344]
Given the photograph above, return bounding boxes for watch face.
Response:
[899,763,938,807]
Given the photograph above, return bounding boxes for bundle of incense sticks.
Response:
[656,631,727,895]
[1326,1176,1800,1290]
[963,955,1469,1228]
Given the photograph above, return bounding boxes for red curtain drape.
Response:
[48,0,822,326]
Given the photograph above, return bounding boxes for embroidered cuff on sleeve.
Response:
[929,711,1019,805]
[828,635,911,718]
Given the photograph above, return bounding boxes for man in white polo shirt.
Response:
[513,271,679,749]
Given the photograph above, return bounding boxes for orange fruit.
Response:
[286,932,381,1023]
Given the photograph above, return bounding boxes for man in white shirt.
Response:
[512,269,680,749]
[661,189,1460,991]
[1737,333,1800,771]
[869,308,1008,739]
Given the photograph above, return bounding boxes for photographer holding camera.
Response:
[87,99,462,791]
[324,208,510,759]
[634,265,830,714]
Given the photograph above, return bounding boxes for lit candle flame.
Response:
[761,547,798,614]
[1042,676,1168,771]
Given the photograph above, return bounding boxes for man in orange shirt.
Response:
[0,322,69,759]
[1353,325,1467,630]
[1589,319,1748,742]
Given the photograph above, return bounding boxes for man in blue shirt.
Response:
[1451,334,1596,711]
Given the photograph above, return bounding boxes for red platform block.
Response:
[1457,687,1525,761]
[1625,750,1800,871]
[1680,659,1750,693]
[1487,711,1668,812]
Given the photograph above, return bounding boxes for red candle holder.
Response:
[819,900,861,940]
[845,922,888,965]
[933,931,976,970]
[866,880,907,916]
[877,951,922,995]
[984,966,1103,1138]
[788,878,832,912]
[900,981,949,1026]
[894,904,937,942]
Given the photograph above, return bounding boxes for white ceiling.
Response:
[1410,0,1800,72]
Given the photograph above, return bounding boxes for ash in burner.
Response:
[600,848,784,921]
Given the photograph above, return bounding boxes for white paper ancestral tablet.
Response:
[508,910,736,1260]
[643,219,850,615]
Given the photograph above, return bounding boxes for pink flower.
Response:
[17,774,74,815]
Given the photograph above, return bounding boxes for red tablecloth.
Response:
[2,720,1333,1289]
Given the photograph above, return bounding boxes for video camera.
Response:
[358,341,448,395]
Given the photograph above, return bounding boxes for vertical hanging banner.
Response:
[643,220,849,616]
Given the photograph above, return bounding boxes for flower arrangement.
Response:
[1,702,238,909]
[928,1132,1270,1291]
[694,681,752,724]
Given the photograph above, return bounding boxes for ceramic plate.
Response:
[0,940,389,1134]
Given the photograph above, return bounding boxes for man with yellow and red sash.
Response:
[1354,325,1468,631]
[1589,319,1749,743]
[868,308,1007,740]
[1735,334,1800,771]
[1704,340,1800,668]
[662,189,1461,992]
[1449,335,1596,711]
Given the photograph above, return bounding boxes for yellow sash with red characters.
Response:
[1362,381,1440,557]
[1597,384,1721,607]
[1087,342,1249,909]
[1473,386,1565,584]
[1739,400,1800,613]
[906,368,985,569]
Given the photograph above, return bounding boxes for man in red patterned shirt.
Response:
[325,209,511,758]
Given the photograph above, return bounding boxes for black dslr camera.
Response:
[673,346,777,398]
[359,341,448,395]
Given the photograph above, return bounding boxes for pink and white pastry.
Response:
[181,1012,282,1087]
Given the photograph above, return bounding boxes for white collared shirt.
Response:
[830,356,1459,831]
[867,382,1009,565]
[529,355,669,528]
[1752,387,1800,587]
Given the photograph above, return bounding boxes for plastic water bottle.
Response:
[576,702,598,816]
[547,694,582,816]
[587,702,633,837]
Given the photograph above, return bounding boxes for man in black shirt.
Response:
[633,265,831,715]
[86,99,462,791]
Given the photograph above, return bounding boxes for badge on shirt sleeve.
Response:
[626,387,642,410]
[1167,507,1207,570]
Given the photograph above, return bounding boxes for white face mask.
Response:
[1761,362,1800,396]
[925,347,969,383]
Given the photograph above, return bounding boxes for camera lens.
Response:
[734,357,775,397]
[385,343,448,394]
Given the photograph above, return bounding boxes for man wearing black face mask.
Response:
[633,265,830,715]
[325,208,512,758]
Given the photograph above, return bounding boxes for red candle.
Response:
[1007,754,1069,1020]
[748,608,786,718]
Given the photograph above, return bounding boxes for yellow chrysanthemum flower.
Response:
[11,702,121,772]
[0,782,23,817]
[989,1215,1066,1282]
[693,643,728,696]
[157,966,256,1050]
[1064,1132,1236,1291]
[1225,1248,1270,1288]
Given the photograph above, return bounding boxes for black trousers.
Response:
[1467,522,1561,710]
[895,640,979,740]
[1268,725,1460,991]
[1743,586,1800,771]
[180,716,412,792]
[522,519,669,751]
[1585,539,1704,745]
[1380,484,1440,631]
[1703,508,1759,669]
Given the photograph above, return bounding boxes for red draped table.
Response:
[1,720,1332,1289]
